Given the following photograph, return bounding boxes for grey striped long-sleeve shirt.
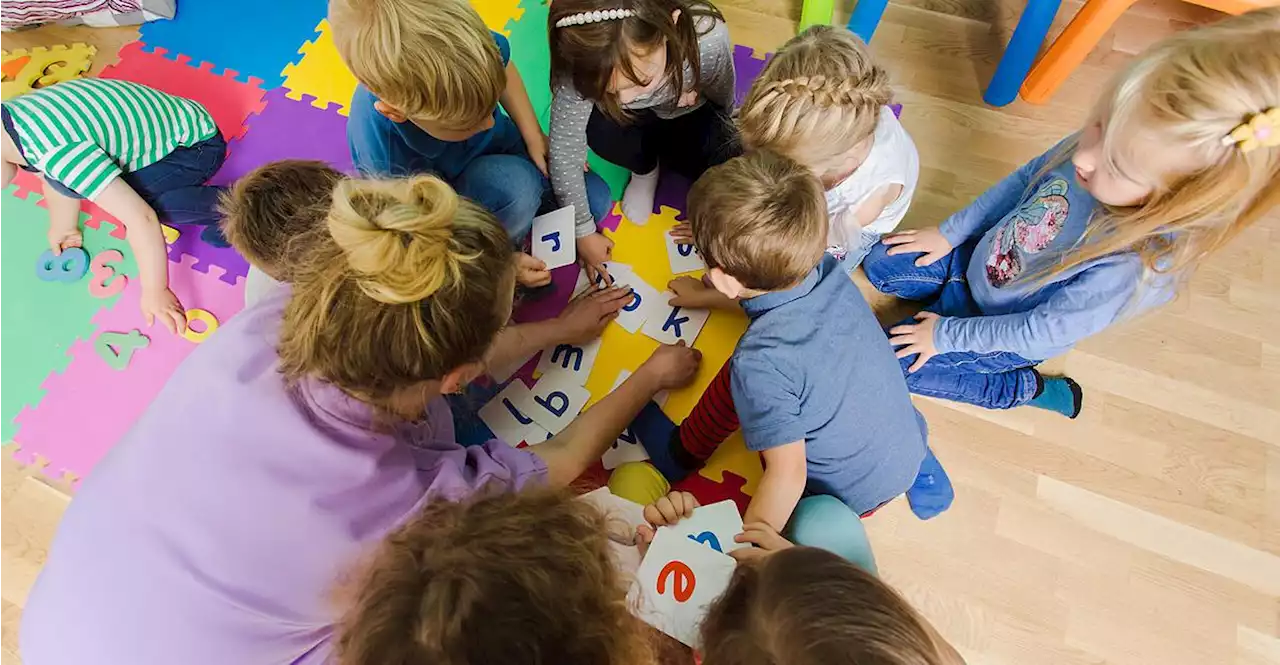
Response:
[549,15,735,235]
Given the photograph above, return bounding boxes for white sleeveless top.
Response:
[824,106,919,252]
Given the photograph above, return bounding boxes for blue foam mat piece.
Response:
[138,0,328,88]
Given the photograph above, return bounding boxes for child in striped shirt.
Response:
[1,78,228,334]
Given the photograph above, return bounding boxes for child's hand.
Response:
[526,131,550,177]
[889,311,941,372]
[668,276,735,310]
[882,228,953,267]
[670,222,693,243]
[514,252,552,288]
[639,340,702,390]
[48,225,84,255]
[141,287,187,335]
[677,90,699,108]
[644,490,699,526]
[577,233,615,284]
[555,285,632,344]
[729,521,795,562]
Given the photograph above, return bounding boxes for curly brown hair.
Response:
[333,487,659,665]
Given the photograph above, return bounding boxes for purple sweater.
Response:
[20,291,547,665]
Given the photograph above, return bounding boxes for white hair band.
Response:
[554,8,636,28]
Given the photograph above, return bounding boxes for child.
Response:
[218,159,343,307]
[627,151,952,538]
[548,0,741,282]
[862,7,1280,418]
[1,77,228,334]
[334,488,963,665]
[731,24,917,271]
[331,0,614,288]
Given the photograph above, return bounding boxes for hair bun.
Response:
[327,176,466,305]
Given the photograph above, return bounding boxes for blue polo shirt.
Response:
[730,255,928,514]
[347,31,515,181]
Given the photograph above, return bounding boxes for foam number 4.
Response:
[688,531,723,553]
[95,329,150,370]
[181,309,220,343]
[35,247,90,282]
[657,560,696,602]
[88,249,128,298]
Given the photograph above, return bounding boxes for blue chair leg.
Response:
[846,0,890,43]
[983,0,1062,106]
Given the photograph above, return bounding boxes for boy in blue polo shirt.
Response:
[331,0,612,287]
[619,152,953,557]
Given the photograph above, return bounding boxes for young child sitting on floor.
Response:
[674,25,918,271]
[1,78,229,334]
[626,151,953,534]
[547,0,741,283]
[218,159,343,307]
[331,0,614,289]
[862,7,1280,419]
[333,488,964,665]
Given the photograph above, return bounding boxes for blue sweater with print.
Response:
[933,144,1174,360]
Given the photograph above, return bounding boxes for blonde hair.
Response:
[334,487,658,665]
[738,25,892,176]
[688,151,829,291]
[329,0,505,129]
[1042,7,1280,283]
[278,175,513,409]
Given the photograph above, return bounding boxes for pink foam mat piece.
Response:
[101,41,268,143]
[12,255,245,483]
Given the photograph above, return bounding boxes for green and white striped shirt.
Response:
[3,78,219,200]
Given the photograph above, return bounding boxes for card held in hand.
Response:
[631,527,737,647]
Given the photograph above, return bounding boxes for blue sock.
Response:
[906,447,954,520]
[629,401,694,483]
[1028,375,1083,418]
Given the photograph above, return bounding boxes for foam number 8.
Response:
[35,247,90,282]
[88,249,128,298]
[656,560,696,602]
[181,309,220,343]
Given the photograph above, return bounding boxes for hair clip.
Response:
[554,8,636,28]
[1220,107,1279,153]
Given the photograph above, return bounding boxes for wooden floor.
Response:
[3,2,1278,664]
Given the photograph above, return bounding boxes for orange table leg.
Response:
[1020,0,1137,104]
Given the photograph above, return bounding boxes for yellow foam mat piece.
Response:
[581,205,763,494]
[279,4,525,115]
[1,44,97,101]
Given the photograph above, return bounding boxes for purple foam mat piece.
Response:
[211,87,355,186]
[733,45,772,107]
[512,263,580,325]
[166,229,251,285]
[653,172,693,219]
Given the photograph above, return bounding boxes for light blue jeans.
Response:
[833,229,883,274]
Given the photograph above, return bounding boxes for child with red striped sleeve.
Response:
[618,153,953,561]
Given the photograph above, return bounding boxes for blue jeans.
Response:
[454,118,612,247]
[862,240,1041,409]
[40,133,230,246]
[787,495,877,575]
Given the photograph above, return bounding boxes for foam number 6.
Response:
[35,247,90,282]
[88,249,128,298]
[181,309,219,343]
[95,329,150,370]
[656,560,696,602]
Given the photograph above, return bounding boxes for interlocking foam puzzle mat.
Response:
[0,1,800,506]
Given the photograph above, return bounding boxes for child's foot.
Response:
[621,167,658,225]
[630,401,697,483]
[1028,374,1083,418]
[906,447,954,520]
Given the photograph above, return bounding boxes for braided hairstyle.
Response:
[738,26,892,177]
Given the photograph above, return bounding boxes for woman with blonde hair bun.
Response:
[21,174,702,665]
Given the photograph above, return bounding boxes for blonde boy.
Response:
[330,0,613,288]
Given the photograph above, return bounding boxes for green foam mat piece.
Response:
[507,0,630,199]
[1,187,139,441]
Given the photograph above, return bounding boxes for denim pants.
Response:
[41,133,230,246]
[453,117,612,247]
[607,463,878,575]
[862,240,1042,409]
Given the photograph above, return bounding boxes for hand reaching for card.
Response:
[728,521,795,562]
[636,491,700,556]
[639,341,702,391]
[555,285,632,344]
[668,276,736,310]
